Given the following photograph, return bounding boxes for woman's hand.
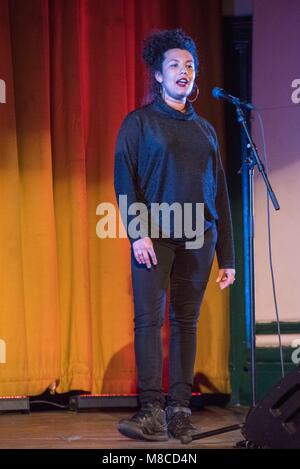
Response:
[132,237,158,269]
[216,268,236,290]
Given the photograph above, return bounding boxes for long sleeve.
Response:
[114,113,146,244]
[214,141,235,269]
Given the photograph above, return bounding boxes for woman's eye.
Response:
[170,63,178,67]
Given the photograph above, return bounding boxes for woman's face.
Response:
[155,48,196,102]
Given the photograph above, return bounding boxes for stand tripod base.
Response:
[180,423,243,444]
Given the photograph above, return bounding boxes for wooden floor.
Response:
[0,405,248,449]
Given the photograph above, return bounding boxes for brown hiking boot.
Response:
[166,405,199,440]
[118,403,168,441]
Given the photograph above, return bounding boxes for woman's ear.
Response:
[155,70,163,83]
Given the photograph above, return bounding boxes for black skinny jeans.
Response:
[131,223,217,409]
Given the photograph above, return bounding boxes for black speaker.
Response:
[243,367,300,448]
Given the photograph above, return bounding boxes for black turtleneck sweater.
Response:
[114,95,235,269]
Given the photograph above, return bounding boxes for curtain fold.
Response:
[0,0,230,396]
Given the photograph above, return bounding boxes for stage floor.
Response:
[0,405,248,449]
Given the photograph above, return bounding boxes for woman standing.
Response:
[114,29,235,442]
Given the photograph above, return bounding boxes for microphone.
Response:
[212,87,254,110]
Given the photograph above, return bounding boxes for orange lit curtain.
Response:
[0,0,230,396]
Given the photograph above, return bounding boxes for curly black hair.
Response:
[142,28,199,102]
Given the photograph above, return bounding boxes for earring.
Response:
[187,83,199,103]
[160,84,166,100]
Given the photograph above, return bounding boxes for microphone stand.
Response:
[236,105,280,408]
[181,104,280,445]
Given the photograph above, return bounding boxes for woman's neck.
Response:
[163,95,186,113]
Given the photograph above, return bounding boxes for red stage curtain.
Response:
[0,0,230,396]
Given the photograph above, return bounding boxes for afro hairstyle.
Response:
[142,28,199,101]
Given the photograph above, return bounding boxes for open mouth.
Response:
[176,78,189,87]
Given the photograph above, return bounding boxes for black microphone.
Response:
[212,87,254,110]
